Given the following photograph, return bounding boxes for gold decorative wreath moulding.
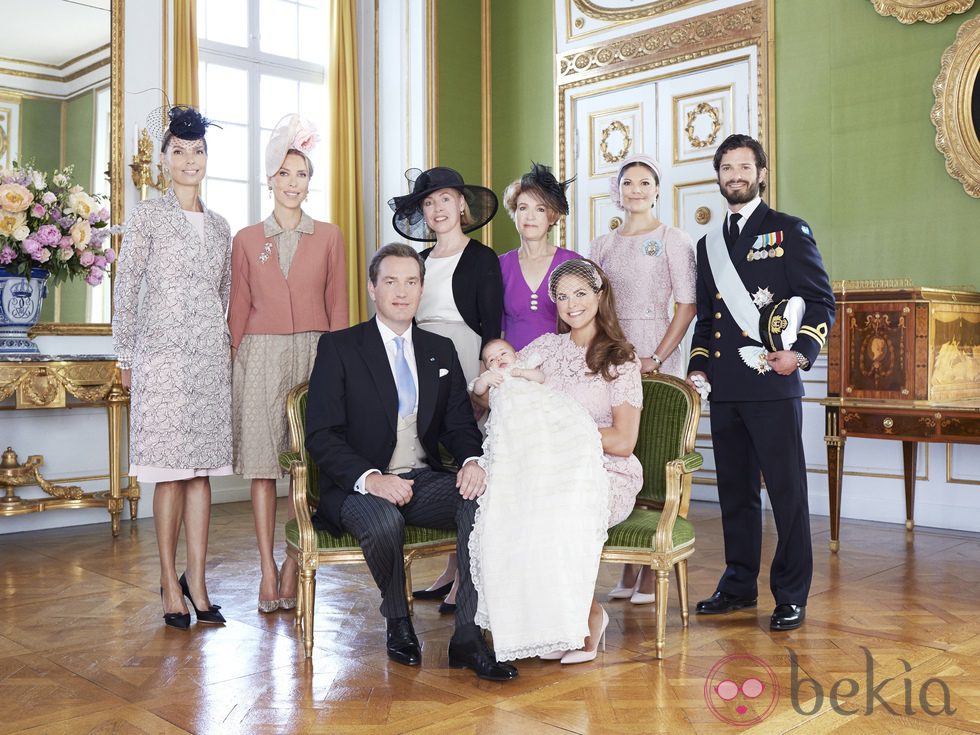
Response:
[931,15,980,197]
[684,102,722,149]
[871,0,975,24]
[599,120,632,163]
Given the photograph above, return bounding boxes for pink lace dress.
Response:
[523,332,644,527]
[589,224,696,378]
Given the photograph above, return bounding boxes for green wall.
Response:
[65,91,95,191]
[436,0,483,184]
[436,0,554,254]
[775,0,980,286]
[19,98,60,172]
[489,0,555,254]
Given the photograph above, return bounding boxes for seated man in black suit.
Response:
[306,242,517,682]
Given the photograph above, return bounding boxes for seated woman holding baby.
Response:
[469,258,643,664]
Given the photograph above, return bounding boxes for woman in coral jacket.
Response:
[228,114,348,614]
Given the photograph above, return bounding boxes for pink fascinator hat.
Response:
[608,154,662,210]
[265,113,319,179]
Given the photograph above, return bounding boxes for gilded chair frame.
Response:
[600,373,702,659]
[281,382,457,659]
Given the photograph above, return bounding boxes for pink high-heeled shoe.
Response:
[561,607,609,665]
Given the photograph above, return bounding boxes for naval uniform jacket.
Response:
[686,201,835,401]
[307,318,483,537]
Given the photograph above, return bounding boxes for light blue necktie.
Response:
[393,335,416,417]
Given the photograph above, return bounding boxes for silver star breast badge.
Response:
[751,286,774,308]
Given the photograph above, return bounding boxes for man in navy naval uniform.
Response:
[687,134,835,631]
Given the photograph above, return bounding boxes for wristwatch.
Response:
[651,354,663,366]
[794,351,809,370]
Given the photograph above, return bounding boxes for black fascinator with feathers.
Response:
[521,162,574,216]
[146,104,222,151]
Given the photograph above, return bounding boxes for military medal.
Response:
[753,230,784,260]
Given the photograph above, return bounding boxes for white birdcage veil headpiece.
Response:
[548,258,603,303]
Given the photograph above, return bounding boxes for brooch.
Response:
[643,239,664,257]
[258,242,273,263]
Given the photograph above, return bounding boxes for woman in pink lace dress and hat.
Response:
[229,114,348,613]
[589,153,696,605]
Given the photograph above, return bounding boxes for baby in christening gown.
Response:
[468,339,610,661]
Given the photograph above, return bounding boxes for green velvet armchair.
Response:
[601,374,703,659]
[278,382,456,659]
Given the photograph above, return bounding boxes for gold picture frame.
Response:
[871,0,975,24]
[931,15,980,197]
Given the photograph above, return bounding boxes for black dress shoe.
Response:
[438,601,457,615]
[386,617,421,666]
[448,626,519,681]
[695,590,758,615]
[412,582,453,600]
[179,573,226,625]
[770,604,805,631]
[160,588,191,630]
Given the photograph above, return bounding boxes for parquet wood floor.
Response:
[1,500,978,734]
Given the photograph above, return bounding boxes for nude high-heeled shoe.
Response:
[561,607,609,665]
[607,578,639,600]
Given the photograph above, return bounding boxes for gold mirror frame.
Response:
[871,0,975,24]
[31,0,124,337]
[932,15,980,198]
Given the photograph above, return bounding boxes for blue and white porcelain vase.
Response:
[0,268,49,355]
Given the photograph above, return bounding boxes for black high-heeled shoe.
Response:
[160,587,191,630]
[178,573,226,624]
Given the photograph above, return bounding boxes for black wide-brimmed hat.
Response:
[388,167,498,242]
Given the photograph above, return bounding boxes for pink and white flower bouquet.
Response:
[0,163,116,287]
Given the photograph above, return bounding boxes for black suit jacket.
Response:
[687,201,835,402]
[420,238,503,348]
[306,318,484,537]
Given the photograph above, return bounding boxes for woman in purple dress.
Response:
[589,153,696,605]
[499,163,579,349]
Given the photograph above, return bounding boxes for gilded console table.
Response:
[823,283,980,552]
[0,355,139,535]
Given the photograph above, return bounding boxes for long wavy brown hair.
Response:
[550,259,636,381]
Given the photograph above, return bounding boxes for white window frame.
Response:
[198,0,327,227]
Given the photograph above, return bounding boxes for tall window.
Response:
[197,0,329,234]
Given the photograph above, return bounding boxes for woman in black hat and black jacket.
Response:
[389,166,503,611]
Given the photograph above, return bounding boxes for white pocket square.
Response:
[438,368,449,377]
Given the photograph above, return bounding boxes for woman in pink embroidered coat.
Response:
[229,114,348,613]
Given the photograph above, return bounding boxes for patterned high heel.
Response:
[278,560,297,611]
[258,570,280,614]
[179,573,226,624]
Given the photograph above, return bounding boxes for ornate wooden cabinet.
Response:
[822,283,980,551]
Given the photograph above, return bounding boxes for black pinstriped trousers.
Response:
[339,468,478,626]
